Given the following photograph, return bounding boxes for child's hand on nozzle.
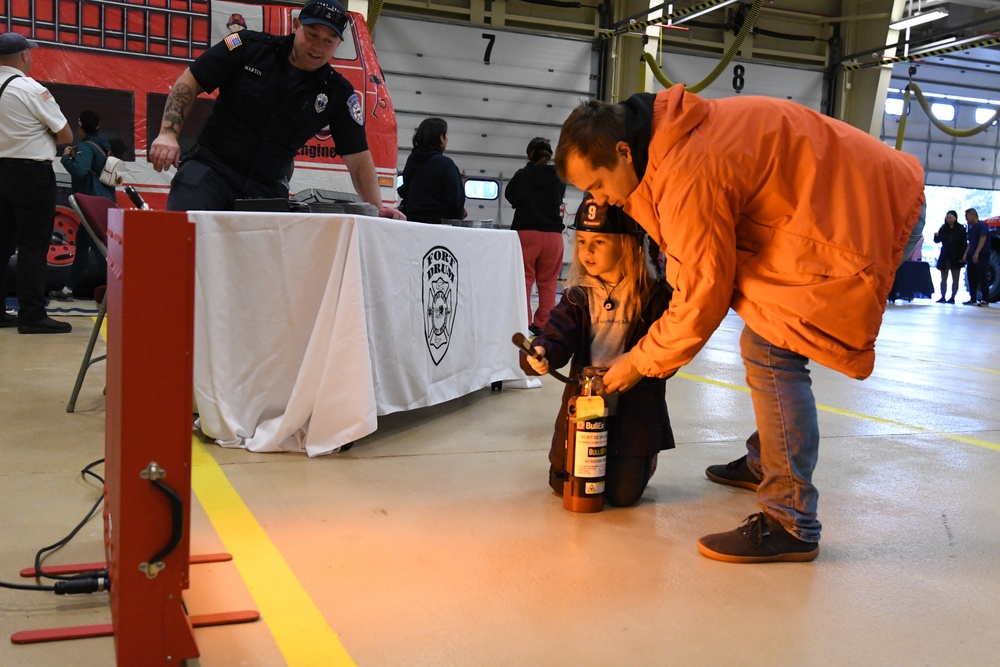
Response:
[526,347,549,375]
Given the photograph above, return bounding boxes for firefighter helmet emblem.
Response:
[422,246,459,365]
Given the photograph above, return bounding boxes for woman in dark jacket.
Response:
[933,209,967,303]
[506,137,567,334]
[60,110,116,203]
[396,117,465,224]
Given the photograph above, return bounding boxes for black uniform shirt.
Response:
[189,31,368,183]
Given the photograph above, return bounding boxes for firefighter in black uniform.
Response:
[148,0,402,217]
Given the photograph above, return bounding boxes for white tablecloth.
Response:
[191,212,536,456]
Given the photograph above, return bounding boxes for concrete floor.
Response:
[2,297,999,666]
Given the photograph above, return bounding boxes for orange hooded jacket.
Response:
[623,86,925,380]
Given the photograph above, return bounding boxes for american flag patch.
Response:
[40,89,53,101]
[224,33,242,50]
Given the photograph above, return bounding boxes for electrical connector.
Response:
[53,575,109,595]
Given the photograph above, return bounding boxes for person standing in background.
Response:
[963,208,992,307]
[506,137,566,334]
[0,32,75,334]
[397,117,465,224]
[933,210,966,304]
[50,110,115,302]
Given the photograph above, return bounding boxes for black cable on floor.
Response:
[31,493,105,582]
[0,458,110,594]
[29,459,107,582]
[0,580,56,592]
[81,457,105,486]
[0,476,105,593]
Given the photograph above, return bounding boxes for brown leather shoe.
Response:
[697,512,819,563]
[705,455,762,491]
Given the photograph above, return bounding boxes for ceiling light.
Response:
[889,9,949,31]
[672,0,740,27]
[909,36,957,55]
[911,34,990,55]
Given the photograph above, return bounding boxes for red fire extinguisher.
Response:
[510,335,607,512]
[564,367,608,513]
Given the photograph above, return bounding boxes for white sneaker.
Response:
[48,287,73,302]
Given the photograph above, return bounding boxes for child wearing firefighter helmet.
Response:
[520,195,675,506]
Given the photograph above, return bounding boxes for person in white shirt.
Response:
[0,32,75,333]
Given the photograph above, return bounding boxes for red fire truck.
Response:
[3,0,398,283]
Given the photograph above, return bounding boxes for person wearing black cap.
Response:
[505,137,567,335]
[0,32,75,334]
[520,196,674,507]
[148,0,402,217]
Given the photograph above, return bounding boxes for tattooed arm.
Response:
[148,69,203,172]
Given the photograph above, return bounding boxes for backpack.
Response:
[84,139,126,187]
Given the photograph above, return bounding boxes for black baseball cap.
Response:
[0,32,39,56]
[299,0,348,40]
[570,194,640,235]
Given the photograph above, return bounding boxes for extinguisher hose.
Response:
[512,332,580,385]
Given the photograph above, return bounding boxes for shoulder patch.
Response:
[40,89,53,102]
[224,32,242,51]
[347,93,363,126]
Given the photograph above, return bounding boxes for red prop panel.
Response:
[103,210,199,663]
[11,211,258,657]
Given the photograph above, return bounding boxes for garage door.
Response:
[649,51,825,109]
[373,16,598,227]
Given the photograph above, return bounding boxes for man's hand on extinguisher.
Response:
[526,347,549,375]
[601,353,643,394]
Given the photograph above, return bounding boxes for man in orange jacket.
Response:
[556,85,925,563]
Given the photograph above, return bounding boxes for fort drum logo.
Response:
[422,246,459,365]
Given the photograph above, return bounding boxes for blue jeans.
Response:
[740,325,821,542]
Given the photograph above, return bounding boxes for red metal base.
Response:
[12,552,257,648]
[19,553,233,578]
[10,610,260,645]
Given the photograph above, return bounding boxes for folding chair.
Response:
[66,193,117,413]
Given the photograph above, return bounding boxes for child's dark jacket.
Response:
[520,279,676,463]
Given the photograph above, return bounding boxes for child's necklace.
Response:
[599,277,625,311]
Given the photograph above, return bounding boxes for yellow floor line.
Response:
[676,372,1000,452]
[190,438,357,667]
[877,353,1000,375]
